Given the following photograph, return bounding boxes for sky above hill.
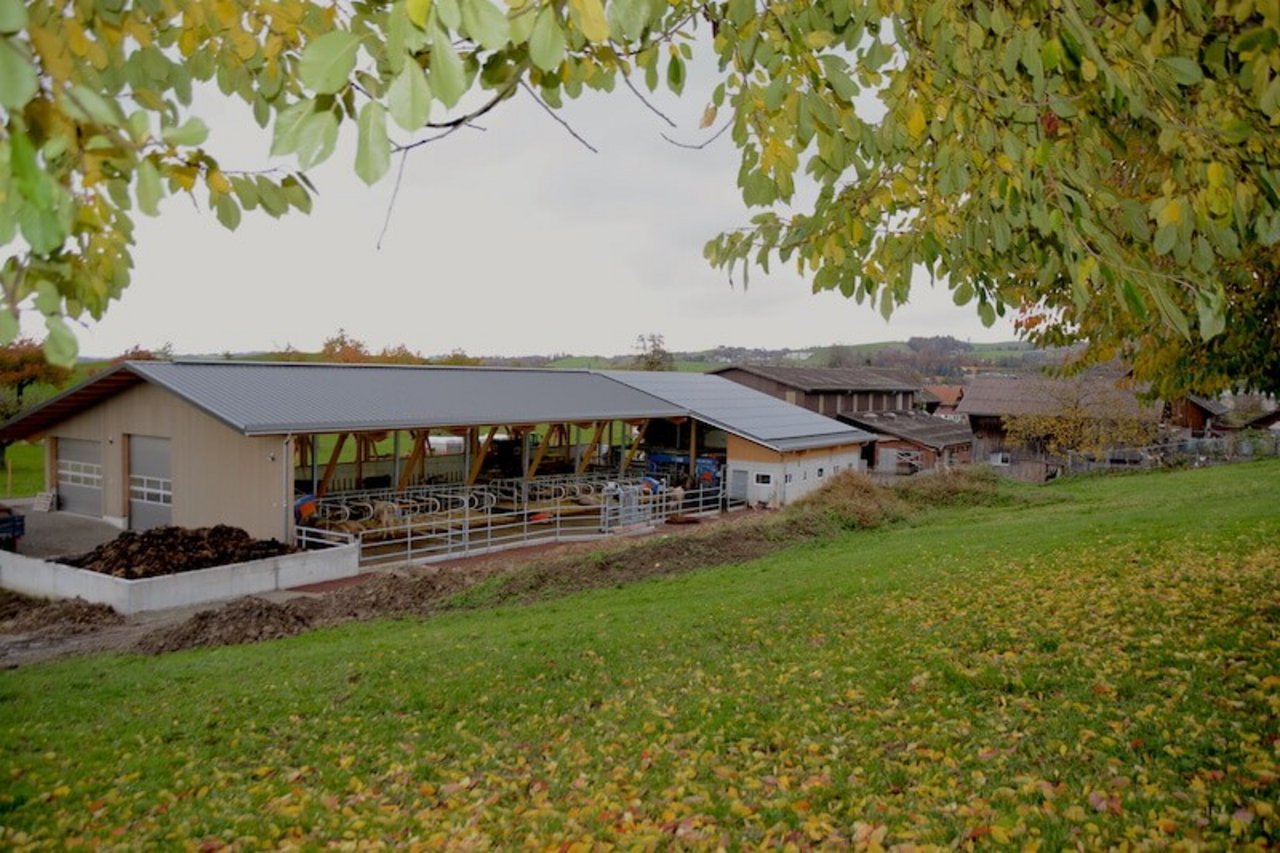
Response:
[27,54,1019,359]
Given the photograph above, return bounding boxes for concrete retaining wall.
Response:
[0,544,360,615]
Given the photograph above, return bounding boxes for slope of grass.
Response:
[1,462,1277,847]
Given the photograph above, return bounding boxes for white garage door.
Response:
[57,438,103,517]
[129,435,172,530]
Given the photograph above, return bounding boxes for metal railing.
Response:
[295,473,727,566]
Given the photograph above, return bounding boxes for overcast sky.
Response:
[34,57,1018,359]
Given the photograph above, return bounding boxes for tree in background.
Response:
[0,337,71,465]
[0,338,70,419]
[3,1,1278,396]
[1005,379,1160,457]
[111,343,173,363]
[632,334,674,372]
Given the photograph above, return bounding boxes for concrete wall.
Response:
[0,544,359,615]
[40,384,291,541]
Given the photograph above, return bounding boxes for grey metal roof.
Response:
[4,361,686,437]
[956,374,1161,420]
[599,370,875,452]
[710,364,922,393]
[839,410,974,451]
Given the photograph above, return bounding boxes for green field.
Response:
[1,463,1278,847]
[1,442,43,498]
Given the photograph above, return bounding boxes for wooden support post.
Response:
[526,425,554,480]
[397,431,427,491]
[622,420,649,472]
[355,434,366,489]
[318,432,349,497]
[468,425,499,485]
[576,421,606,475]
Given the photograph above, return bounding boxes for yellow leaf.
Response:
[206,170,232,194]
[700,104,718,129]
[570,0,608,43]
[1207,162,1226,188]
[996,153,1015,171]
[1157,198,1182,227]
[1081,58,1098,81]
[907,104,927,140]
[407,0,431,29]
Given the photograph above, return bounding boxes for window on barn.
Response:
[754,473,773,485]
[818,467,825,478]
[129,475,173,506]
[57,459,102,488]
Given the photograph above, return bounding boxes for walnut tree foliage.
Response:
[1,0,1277,396]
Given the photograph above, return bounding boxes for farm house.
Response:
[0,361,873,564]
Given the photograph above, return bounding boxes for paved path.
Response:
[3,499,120,559]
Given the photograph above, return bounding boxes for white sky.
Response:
[32,57,1018,360]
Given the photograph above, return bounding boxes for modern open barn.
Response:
[0,362,874,565]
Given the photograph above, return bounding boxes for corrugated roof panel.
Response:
[126,362,685,433]
[599,371,875,452]
[711,365,922,392]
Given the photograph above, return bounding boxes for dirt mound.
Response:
[65,525,295,579]
[136,597,313,654]
[0,589,124,638]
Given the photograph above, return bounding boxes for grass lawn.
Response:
[1,463,1277,847]
[1,442,44,499]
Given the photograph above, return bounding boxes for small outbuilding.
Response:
[602,371,876,507]
[838,410,973,474]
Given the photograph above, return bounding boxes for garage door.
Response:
[129,436,172,530]
[56,438,103,517]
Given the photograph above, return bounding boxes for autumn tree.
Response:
[632,333,674,372]
[3,0,1279,396]
[0,337,71,463]
[1004,376,1161,457]
[319,329,371,363]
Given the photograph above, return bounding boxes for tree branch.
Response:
[661,120,730,149]
[519,81,598,153]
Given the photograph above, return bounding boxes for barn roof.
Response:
[600,371,875,452]
[839,410,974,451]
[710,364,921,393]
[0,361,686,439]
[956,374,1161,420]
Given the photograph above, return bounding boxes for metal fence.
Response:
[295,473,729,567]
[1061,431,1280,476]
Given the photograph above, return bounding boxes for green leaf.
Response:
[355,102,391,185]
[1196,290,1225,340]
[215,193,241,230]
[136,159,163,215]
[978,300,996,327]
[1148,282,1190,339]
[271,100,315,157]
[0,309,16,346]
[429,24,467,107]
[952,281,974,306]
[161,117,209,147]
[18,203,64,254]
[460,0,508,51]
[1160,55,1203,86]
[295,110,339,169]
[43,317,78,367]
[820,55,858,101]
[667,54,685,96]
[0,39,39,110]
[299,31,361,95]
[0,0,28,35]
[529,6,566,73]
[607,0,649,41]
[1153,223,1177,256]
[282,177,312,213]
[436,0,461,30]
[388,63,432,131]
